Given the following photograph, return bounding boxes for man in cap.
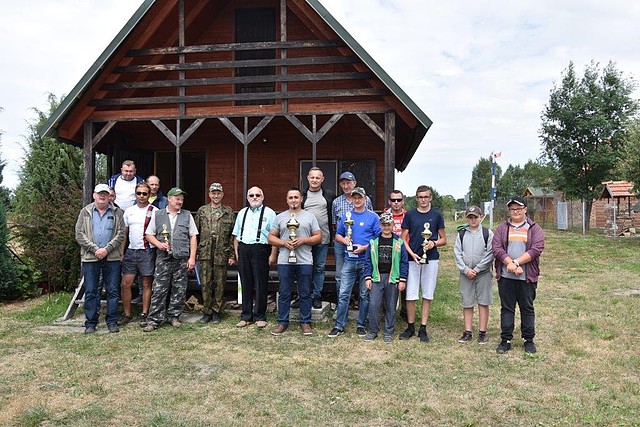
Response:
[143,187,199,331]
[453,205,494,344]
[492,196,544,354]
[75,184,126,334]
[195,183,236,324]
[107,160,144,210]
[328,187,381,338]
[331,171,373,309]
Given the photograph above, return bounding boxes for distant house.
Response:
[523,187,556,226]
[592,180,640,233]
[40,0,432,212]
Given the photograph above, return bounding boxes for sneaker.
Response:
[301,323,314,336]
[458,331,473,343]
[363,333,377,342]
[327,327,343,338]
[478,333,489,345]
[399,326,415,340]
[271,324,288,336]
[255,320,268,328]
[198,314,213,324]
[117,315,133,326]
[383,334,393,344]
[312,298,322,309]
[418,328,430,344]
[142,324,157,333]
[524,340,537,354]
[138,313,148,327]
[496,340,512,354]
[210,312,221,324]
[84,326,97,334]
[107,323,120,333]
[169,318,181,328]
[356,327,367,337]
[236,320,252,328]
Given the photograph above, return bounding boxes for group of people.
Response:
[75,161,544,354]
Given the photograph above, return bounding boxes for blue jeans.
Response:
[311,244,328,299]
[368,274,399,336]
[335,259,369,330]
[333,241,345,300]
[82,260,121,328]
[277,264,313,326]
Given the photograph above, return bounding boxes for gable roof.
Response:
[600,180,636,199]
[523,187,555,198]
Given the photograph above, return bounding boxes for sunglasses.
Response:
[136,192,149,196]
[248,194,262,198]
[389,198,403,202]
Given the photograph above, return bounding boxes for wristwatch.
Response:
[512,259,520,267]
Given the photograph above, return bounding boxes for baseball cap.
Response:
[506,196,526,207]
[351,187,366,197]
[209,183,223,192]
[379,212,394,224]
[167,187,187,197]
[93,184,110,193]
[465,205,483,217]
[339,171,356,182]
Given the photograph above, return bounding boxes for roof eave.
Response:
[39,0,156,139]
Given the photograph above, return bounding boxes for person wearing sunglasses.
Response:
[119,182,157,326]
[232,187,277,329]
[492,196,544,355]
[386,190,407,237]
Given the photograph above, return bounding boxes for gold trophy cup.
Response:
[344,211,355,252]
[286,213,300,263]
[161,223,172,255]
[420,222,432,264]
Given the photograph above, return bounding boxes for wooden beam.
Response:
[218,118,245,143]
[384,112,396,200]
[281,0,288,114]
[90,88,389,106]
[151,120,178,146]
[181,118,206,142]
[91,121,117,148]
[247,116,274,143]
[82,121,95,204]
[356,113,385,141]
[114,56,359,73]
[127,40,343,56]
[316,114,343,140]
[285,115,314,142]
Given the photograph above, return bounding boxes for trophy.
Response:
[161,223,172,255]
[344,211,355,252]
[286,213,300,263]
[420,222,432,264]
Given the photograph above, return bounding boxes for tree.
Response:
[13,94,85,292]
[0,124,20,300]
[540,61,638,229]
[498,160,558,197]
[620,118,640,195]
[468,156,502,205]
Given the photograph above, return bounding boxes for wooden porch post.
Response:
[83,121,95,205]
[384,112,396,200]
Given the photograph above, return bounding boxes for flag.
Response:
[493,151,502,159]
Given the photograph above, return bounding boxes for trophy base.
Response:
[419,258,428,265]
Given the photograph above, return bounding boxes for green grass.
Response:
[0,227,639,425]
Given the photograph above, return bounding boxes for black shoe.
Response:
[496,340,512,354]
[107,323,120,333]
[138,313,148,327]
[199,314,213,324]
[84,326,96,334]
[418,328,429,343]
[312,298,322,309]
[211,312,221,324]
[327,327,343,338]
[478,332,489,345]
[458,331,473,343]
[399,326,415,340]
[356,327,367,337]
[524,340,537,354]
[290,297,300,309]
[117,315,133,326]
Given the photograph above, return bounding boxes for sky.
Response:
[1,0,639,199]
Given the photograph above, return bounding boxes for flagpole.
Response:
[490,152,496,229]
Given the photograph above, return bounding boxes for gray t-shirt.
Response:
[304,189,330,244]
[271,210,320,265]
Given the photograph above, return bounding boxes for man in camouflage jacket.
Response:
[195,183,236,323]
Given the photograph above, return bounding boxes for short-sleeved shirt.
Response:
[502,221,530,280]
[304,189,330,244]
[401,208,445,261]
[232,205,276,245]
[271,210,320,265]
[124,204,157,249]
[335,209,381,262]
[92,206,117,249]
[332,194,373,226]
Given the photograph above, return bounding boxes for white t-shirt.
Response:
[114,177,138,210]
[124,204,157,249]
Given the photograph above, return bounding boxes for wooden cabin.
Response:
[523,187,556,226]
[592,180,640,234]
[41,0,432,212]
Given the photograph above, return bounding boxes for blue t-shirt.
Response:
[401,208,445,261]
[335,209,381,261]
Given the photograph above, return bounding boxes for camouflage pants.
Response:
[148,257,188,326]
[200,261,228,315]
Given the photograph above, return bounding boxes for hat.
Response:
[94,184,110,193]
[167,187,187,197]
[465,205,483,217]
[351,187,366,197]
[209,183,223,192]
[379,212,394,224]
[507,196,527,207]
[339,171,356,182]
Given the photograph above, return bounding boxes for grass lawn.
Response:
[1,227,639,426]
